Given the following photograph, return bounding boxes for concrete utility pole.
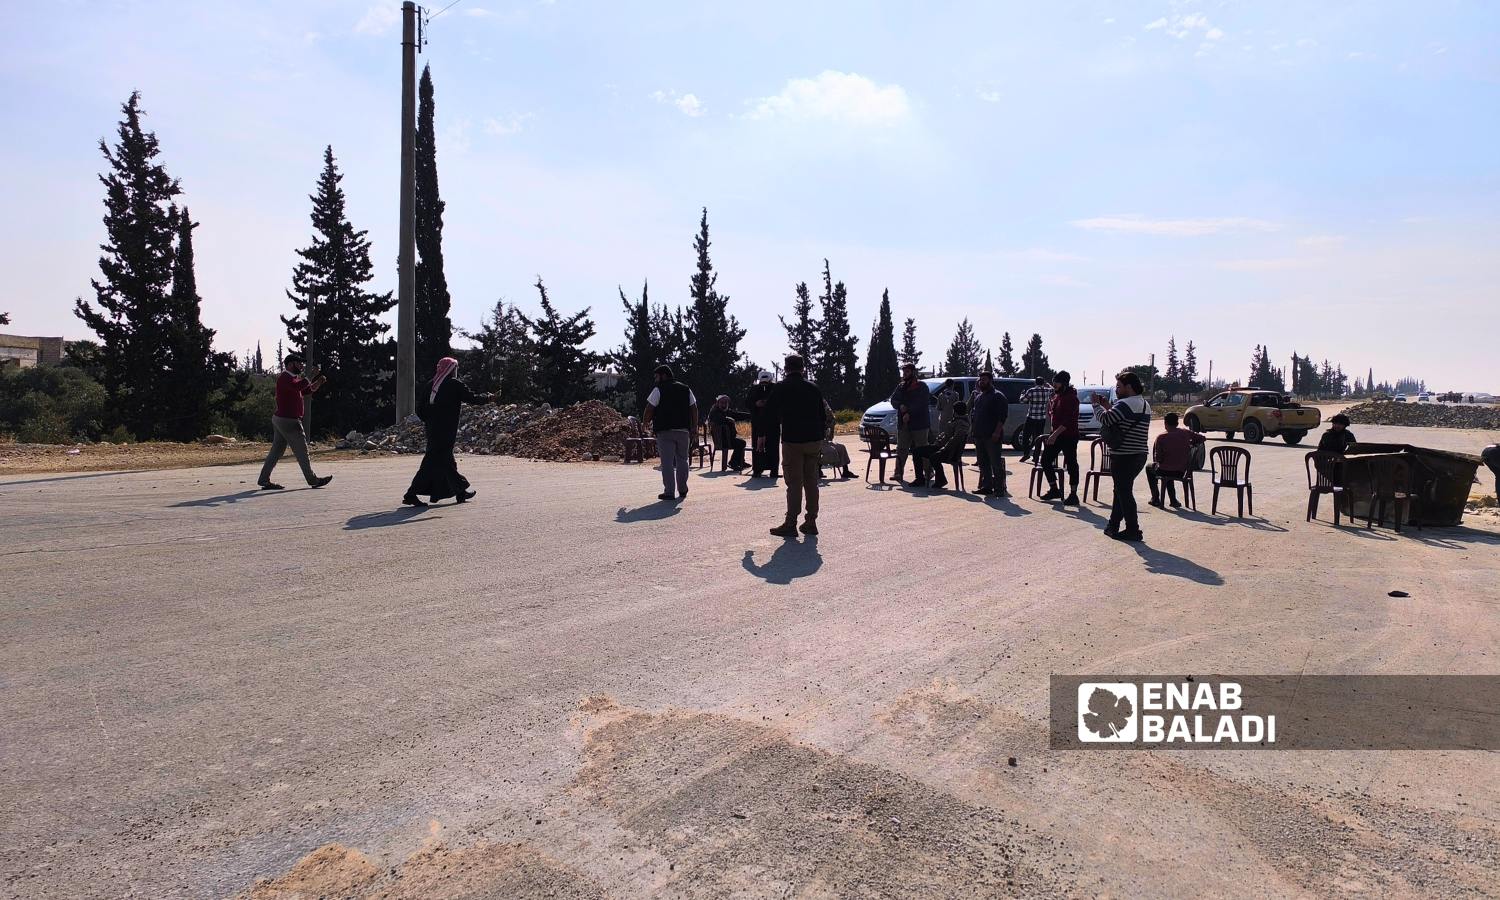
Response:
[395,1,418,421]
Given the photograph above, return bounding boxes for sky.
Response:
[2,0,1497,393]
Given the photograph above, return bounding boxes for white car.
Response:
[1076,386,1117,434]
[1417,393,1432,403]
[1394,394,1408,402]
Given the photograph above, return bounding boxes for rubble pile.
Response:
[1342,402,1500,431]
[338,399,631,462]
[507,400,633,462]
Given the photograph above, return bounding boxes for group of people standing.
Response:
[644,355,839,536]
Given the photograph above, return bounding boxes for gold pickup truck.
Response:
[1184,389,1321,445]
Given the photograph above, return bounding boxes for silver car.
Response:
[861,376,1036,447]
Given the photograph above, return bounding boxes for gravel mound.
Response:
[1341,401,1500,430]
[339,400,631,462]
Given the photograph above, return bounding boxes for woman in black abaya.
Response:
[403,357,495,506]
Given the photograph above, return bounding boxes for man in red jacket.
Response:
[257,353,333,490]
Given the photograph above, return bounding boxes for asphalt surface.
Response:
[3,417,1498,898]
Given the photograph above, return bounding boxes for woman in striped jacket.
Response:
[1094,371,1153,542]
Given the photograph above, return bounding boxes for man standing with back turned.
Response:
[643,365,698,501]
[768,354,831,537]
[258,353,333,491]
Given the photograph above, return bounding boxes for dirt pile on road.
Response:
[341,400,631,462]
[1342,401,1500,430]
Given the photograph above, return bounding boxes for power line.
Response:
[428,0,464,20]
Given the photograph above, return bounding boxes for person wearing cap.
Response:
[642,365,698,501]
[766,353,832,536]
[707,394,750,471]
[745,370,779,478]
[1317,414,1357,455]
[1039,370,1081,505]
[889,362,932,485]
[257,352,333,490]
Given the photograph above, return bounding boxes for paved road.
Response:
[3,419,1498,898]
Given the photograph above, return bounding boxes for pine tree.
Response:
[1165,336,1180,381]
[984,349,993,373]
[460,299,534,402]
[653,303,690,377]
[813,261,861,408]
[73,92,183,439]
[281,146,396,436]
[862,288,899,404]
[252,341,264,375]
[943,318,983,376]
[1021,333,1053,380]
[276,339,284,370]
[524,277,600,407]
[414,64,453,377]
[161,207,244,440]
[899,317,922,370]
[997,332,1017,377]
[611,280,659,414]
[682,208,748,404]
[781,281,818,370]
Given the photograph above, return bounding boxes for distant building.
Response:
[0,333,64,370]
[590,368,622,393]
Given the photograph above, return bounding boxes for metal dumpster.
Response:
[1342,443,1483,527]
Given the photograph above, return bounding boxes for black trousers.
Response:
[1041,436,1080,492]
[1147,463,1185,503]
[1020,418,1047,456]
[1109,453,1147,532]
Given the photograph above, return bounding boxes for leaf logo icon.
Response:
[1082,687,1134,738]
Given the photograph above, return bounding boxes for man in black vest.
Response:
[642,365,698,501]
[767,354,832,536]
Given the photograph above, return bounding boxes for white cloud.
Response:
[1205,27,1225,41]
[1071,215,1281,236]
[1299,235,1346,248]
[1144,17,1168,30]
[1145,12,1223,41]
[354,4,398,36]
[746,71,911,126]
[651,89,705,117]
[1103,17,1116,25]
[1215,258,1312,272]
[464,7,496,17]
[484,113,534,136]
[976,89,1002,103]
[1296,37,1317,48]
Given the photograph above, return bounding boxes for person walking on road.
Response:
[258,353,333,491]
[1147,412,1205,509]
[1018,376,1055,463]
[767,354,832,536]
[643,365,698,501]
[403,357,496,507]
[969,370,1010,496]
[1095,371,1152,541]
[889,363,932,486]
[1039,371,1081,505]
[746,371,780,479]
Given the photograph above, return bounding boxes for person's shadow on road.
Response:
[615,502,681,523]
[344,507,440,530]
[170,489,266,508]
[742,538,822,584]
[1068,504,1224,585]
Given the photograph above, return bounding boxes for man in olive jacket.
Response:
[766,354,832,536]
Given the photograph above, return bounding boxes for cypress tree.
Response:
[898,317,922,370]
[282,146,396,436]
[162,208,244,440]
[943,318,983,376]
[611,280,658,414]
[1021,333,1053,380]
[460,299,533,402]
[414,64,453,376]
[74,92,182,440]
[862,288,899,404]
[252,342,264,375]
[781,281,818,369]
[813,260,861,407]
[525,278,601,407]
[682,208,747,403]
[1183,341,1198,383]
[984,349,993,373]
[997,332,1017,377]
